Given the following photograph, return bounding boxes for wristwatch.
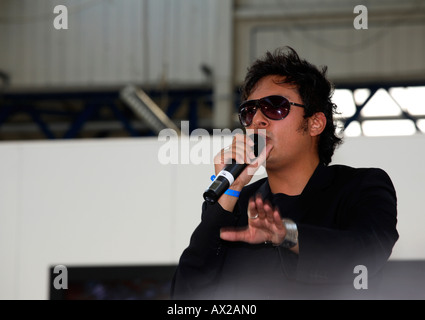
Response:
[276,218,298,249]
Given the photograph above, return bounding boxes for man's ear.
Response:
[309,112,326,136]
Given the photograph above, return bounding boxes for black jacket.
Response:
[171,164,399,299]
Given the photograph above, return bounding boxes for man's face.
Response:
[245,75,318,171]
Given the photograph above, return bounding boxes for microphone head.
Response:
[249,133,266,157]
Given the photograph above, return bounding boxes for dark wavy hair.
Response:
[240,46,343,166]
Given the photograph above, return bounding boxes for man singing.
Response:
[171,47,399,299]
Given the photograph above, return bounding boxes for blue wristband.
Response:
[209,175,240,198]
[224,189,241,197]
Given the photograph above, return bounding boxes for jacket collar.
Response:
[256,163,335,222]
[259,163,334,199]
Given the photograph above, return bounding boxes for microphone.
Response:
[203,134,266,203]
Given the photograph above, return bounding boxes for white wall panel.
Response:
[236,21,425,85]
[0,144,20,299]
[146,0,217,85]
[1,0,423,89]
[0,0,219,88]
[234,0,425,85]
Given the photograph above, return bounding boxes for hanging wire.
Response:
[294,1,425,53]
[250,0,425,54]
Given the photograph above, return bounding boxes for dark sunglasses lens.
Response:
[239,96,291,126]
[261,96,290,120]
[239,102,256,126]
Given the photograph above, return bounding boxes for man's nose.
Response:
[250,107,270,128]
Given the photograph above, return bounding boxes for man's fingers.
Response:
[224,196,287,245]
[246,143,273,176]
[263,201,275,223]
[220,227,249,242]
[273,209,284,229]
[249,142,273,165]
[255,194,266,219]
[218,134,257,165]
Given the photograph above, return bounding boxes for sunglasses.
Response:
[238,95,305,127]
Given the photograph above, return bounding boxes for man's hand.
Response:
[214,134,272,212]
[214,134,258,189]
[220,194,286,245]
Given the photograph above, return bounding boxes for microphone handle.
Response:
[203,161,247,203]
[203,133,265,203]
[224,161,248,178]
